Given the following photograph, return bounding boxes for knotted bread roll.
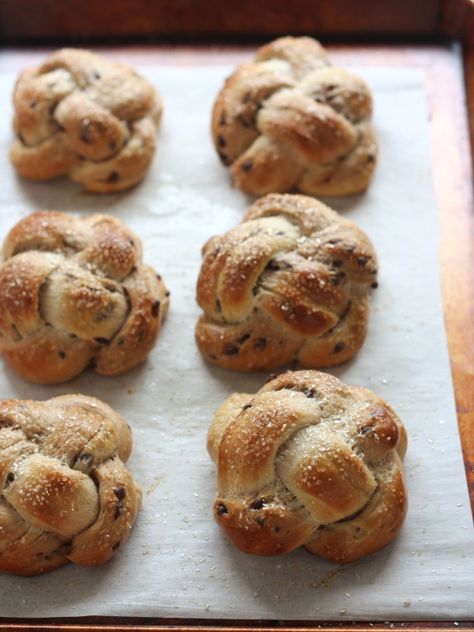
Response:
[196,193,377,371]
[208,371,407,562]
[11,48,162,192]
[212,36,376,196]
[0,211,169,384]
[0,394,141,575]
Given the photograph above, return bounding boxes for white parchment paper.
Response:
[0,66,472,620]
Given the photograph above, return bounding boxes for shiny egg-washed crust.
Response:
[0,211,169,384]
[208,370,407,563]
[0,394,141,576]
[212,36,377,196]
[196,193,377,371]
[11,48,162,193]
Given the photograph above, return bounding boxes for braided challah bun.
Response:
[11,48,162,193]
[196,193,377,371]
[212,36,376,196]
[208,371,407,563]
[0,211,169,384]
[0,394,141,575]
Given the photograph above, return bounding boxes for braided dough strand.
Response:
[212,36,377,196]
[196,193,377,371]
[0,211,169,384]
[208,370,407,562]
[11,48,162,192]
[0,394,141,575]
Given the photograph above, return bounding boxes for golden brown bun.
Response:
[0,211,169,384]
[0,394,141,575]
[208,370,407,563]
[10,48,162,193]
[212,36,377,196]
[196,193,377,371]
